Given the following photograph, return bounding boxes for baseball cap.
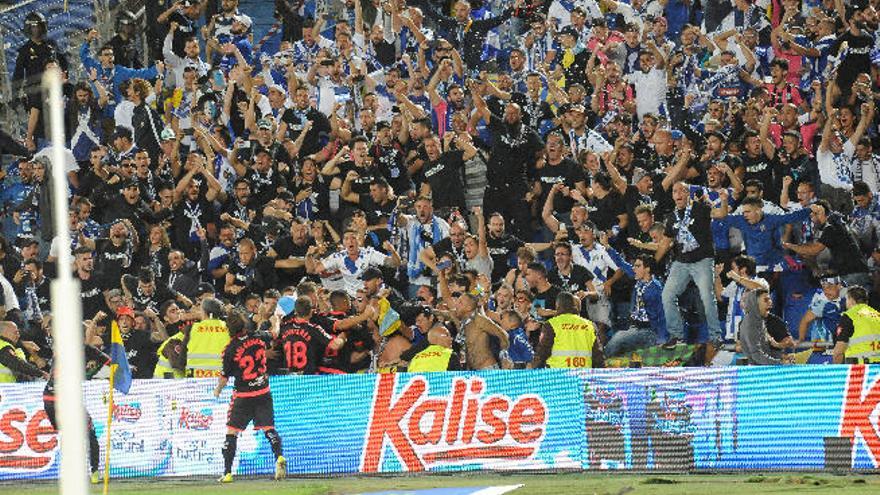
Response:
[116,306,135,319]
[376,120,391,131]
[267,84,286,95]
[559,26,578,38]
[233,14,252,29]
[360,267,384,281]
[670,129,684,141]
[112,126,133,140]
[631,167,650,186]
[121,178,139,189]
[160,127,176,141]
[567,104,586,114]
[706,130,728,142]
[257,118,273,130]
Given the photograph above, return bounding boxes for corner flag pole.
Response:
[45,68,88,495]
[103,368,115,495]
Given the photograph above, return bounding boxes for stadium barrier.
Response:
[0,366,879,480]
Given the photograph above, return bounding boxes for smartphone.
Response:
[212,70,226,89]
[437,260,452,271]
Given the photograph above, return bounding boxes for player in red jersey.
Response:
[277,296,344,375]
[213,309,285,483]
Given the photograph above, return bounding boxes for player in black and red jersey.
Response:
[277,296,344,375]
[313,290,375,373]
[213,309,285,483]
[43,323,109,484]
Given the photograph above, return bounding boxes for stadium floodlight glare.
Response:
[44,67,89,495]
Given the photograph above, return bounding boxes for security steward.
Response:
[406,326,460,372]
[529,291,605,368]
[0,320,48,382]
[184,298,230,377]
[154,330,186,379]
[833,286,880,364]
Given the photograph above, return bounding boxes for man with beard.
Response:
[80,220,136,293]
[166,249,200,299]
[99,177,171,236]
[418,134,472,213]
[341,177,397,239]
[279,86,331,157]
[534,132,588,219]
[122,267,191,314]
[225,238,277,304]
[219,178,255,240]
[73,247,104,320]
[172,161,220,259]
[398,196,451,297]
[451,292,511,370]
[270,219,314,288]
[472,87,544,240]
[513,72,554,132]
[419,0,518,70]
[485,213,547,286]
[661,182,729,356]
[371,121,412,195]
[549,242,597,304]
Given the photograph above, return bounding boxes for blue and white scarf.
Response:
[407,217,443,279]
[674,204,699,253]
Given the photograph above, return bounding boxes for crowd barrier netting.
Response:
[0,366,879,480]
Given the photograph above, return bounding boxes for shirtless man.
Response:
[452,293,512,370]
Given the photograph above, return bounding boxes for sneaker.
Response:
[218,473,233,484]
[274,455,287,480]
[90,472,100,485]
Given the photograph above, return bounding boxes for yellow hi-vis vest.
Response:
[546,313,597,368]
[154,332,185,379]
[844,304,880,363]
[186,319,230,377]
[0,339,26,383]
[407,345,453,372]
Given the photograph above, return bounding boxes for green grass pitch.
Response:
[0,473,878,495]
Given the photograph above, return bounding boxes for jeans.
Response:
[662,258,722,344]
[604,327,657,357]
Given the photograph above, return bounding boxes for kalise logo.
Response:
[360,374,548,472]
[112,403,142,423]
[839,365,880,467]
[0,408,57,470]
[178,407,213,430]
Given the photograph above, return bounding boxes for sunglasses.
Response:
[451,291,463,298]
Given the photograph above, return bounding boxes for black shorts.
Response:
[226,392,275,432]
[43,398,95,431]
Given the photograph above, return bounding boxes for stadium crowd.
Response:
[1,0,880,377]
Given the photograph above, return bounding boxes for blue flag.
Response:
[109,321,132,394]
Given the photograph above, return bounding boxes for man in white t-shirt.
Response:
[816,101,874,213]
[625,39,667,120]
[305,229,400,296]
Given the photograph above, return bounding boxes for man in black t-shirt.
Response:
[213,310,286,483]
[783,200,871,288]
[661,183,728,348]
[270,219,314,288]
[486,213,528,285]
[281,86,331,157]
[473,89,544,239]
[420,135,469,213]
